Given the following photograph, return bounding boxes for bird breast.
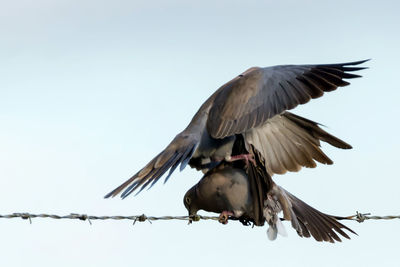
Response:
[195,166,253,216]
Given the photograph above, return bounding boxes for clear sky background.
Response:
[1,0,399,266]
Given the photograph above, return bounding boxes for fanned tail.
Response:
[264,184,356,243]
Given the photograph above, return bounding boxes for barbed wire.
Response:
[0,213,217,225]
[0,211,399,225]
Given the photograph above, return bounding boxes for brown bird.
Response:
[105,60,367,199]
[184,161,356,243]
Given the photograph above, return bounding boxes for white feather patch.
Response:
[267,226,278,241]
[276,219,288,237]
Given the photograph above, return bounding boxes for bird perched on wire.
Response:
[183,153,356,243]
[105,60,367,199]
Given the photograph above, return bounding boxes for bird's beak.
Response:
[188,209,195,224]
[187,207,200,225]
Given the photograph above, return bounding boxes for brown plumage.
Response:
[105,60,367,199]
[183,161,356,243]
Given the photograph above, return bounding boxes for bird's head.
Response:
[183,186,199,219]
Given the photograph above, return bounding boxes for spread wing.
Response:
[208,60,368,139]
[244,112,351,175]
[105,132,199,198]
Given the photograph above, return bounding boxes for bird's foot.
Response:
[239,217,253,226]
[218,211,234,224]
[188,214,201,224]
[226,153,256,166]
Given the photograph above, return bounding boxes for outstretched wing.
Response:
[105,132,199,198]
[208,60,368,139]
[244,112,351,175]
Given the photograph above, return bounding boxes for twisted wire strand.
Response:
[0,211,399,225]
[0,213,218,225]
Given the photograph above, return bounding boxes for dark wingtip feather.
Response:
[179,145,196,171]
[340,59,371,66]
[319,59,370,72]
[104,192,113,199]
[163,159,181,184]
[104,174,139,199]
[342,66,368,72]
[105,136,199,199]
[121,184,137,199]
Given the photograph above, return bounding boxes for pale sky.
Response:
[1,0,399,266]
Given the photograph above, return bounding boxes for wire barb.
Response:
[0,212,399,224]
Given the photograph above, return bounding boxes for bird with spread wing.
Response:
[105,60,366,198]
[105,59,367,242]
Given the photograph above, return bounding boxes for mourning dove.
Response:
[184,162,355,243]
[105,60,367,198]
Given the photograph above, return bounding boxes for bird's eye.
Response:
[185,197,191,205]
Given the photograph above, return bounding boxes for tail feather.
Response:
[284,188,356,239]
[264,184,356,243]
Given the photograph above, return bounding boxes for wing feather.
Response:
[208,60,368,139]
[105,133,199,198]
[244,112,351,176]
[268,126,299,172]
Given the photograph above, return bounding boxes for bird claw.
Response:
[239,217,252,226]
[226,154,256,166]
[218,211,234,224]
[188,214,201,224]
